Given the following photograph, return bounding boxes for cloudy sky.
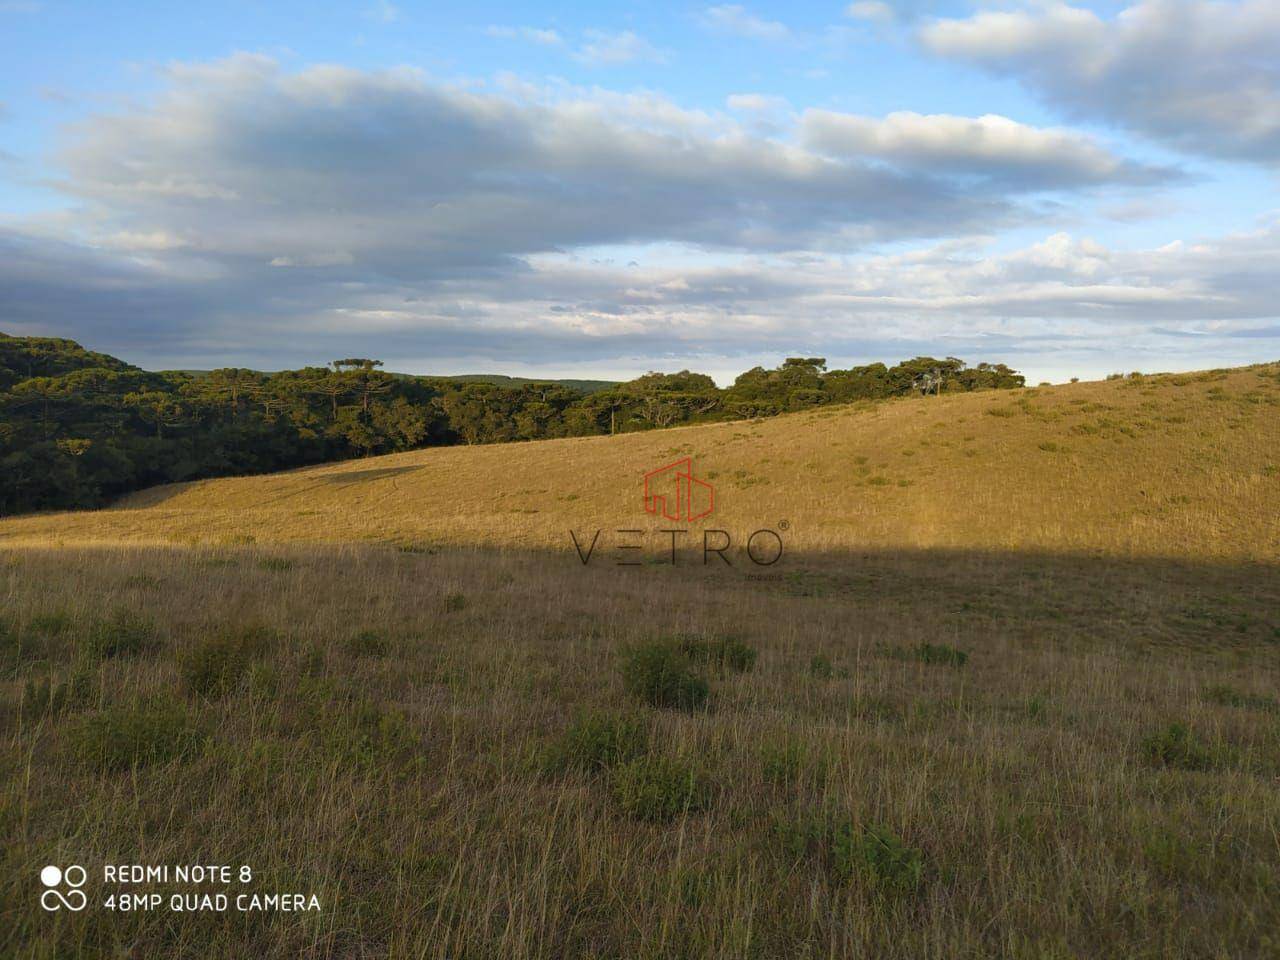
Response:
[1,1,1278,383]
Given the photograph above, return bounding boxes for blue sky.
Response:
[1,0,1278,383]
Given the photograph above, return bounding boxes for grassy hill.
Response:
[3,364,1279,958]
[4,363,1277,559]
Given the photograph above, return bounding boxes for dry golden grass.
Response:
[2,366,1279,958]
[2,364,1277,559]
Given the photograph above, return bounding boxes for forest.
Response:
[0,333,1023,515]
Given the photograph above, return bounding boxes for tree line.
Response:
[0,335,1023,515]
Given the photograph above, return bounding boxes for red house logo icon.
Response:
[643,458,715,521]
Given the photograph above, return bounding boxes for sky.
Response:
[1,1,1278,384]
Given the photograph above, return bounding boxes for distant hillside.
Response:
[0,333,1024,516]
[4,363,1277,562]
[0,333,139,389]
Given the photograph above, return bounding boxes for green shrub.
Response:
[773,813,833,861]
[68,698,206,771]
[761,742,805,786]
[346,629,392,658]
[809,655,834,679]
[884,642,968,667]
[29,611,72,636]
[22,665,95,720]
[621,642,710,711]
[545,712,648,774]
[180,626,277,699]
[444,593,467,612]
[1202,684,1277,712]
[674,633,757,674]
[396,543,435,555]
[610,756,709,822]
[122,574,163,589]
[87,609,160,658]
[833,823,924,893]
[1141,723,1215,770]
[257,557,296,571]
[913,643,968,667]
[0,616,18,666]
[1143,829,1197,881]
[337,700,418,769]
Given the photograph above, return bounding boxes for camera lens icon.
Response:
[40,864,87,912]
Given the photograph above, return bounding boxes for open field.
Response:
[2,364,1278,560]
[2,367,1279,958]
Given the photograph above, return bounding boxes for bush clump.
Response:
[546,712,648,774]
[1141,723,1216,771]
[890,647,967,670]
[345,629,392,658]
[833,823,925,893]
[29,611,72,637]
[760,742,806,787]
[621,641,710,711]
[86,609,160,659]
[23,665,95,720]
[338,699,419,770]
[610,756,709,822]
[67,697,206,772]
[180,625,278,699]
[674,633,757,674]
[809,654,834,679]
[1202,684,1277,712]
[0,616,20,670]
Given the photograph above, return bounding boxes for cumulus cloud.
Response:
[572,30,666,65]
[54,55,1170,271]
[6,218,1280,378]
[702,5,791,41]
[54,54,1065,276]
[725,93,793,134]
[486,25,563,46]
[846,2,894,24]
[921,0,1280,164]
[800,110,1176,189]
[0,54,1251,378]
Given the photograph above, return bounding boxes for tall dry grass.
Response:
[2,542,1278,957]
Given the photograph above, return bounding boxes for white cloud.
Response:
[102,230,190,252]
[8,218,1280,377]
[573,30,666,66]
[726,93,790,114]
[269,251,355,268]
[921,0,1280,164]
[800,110,1173,188]
[0,55,1247,378]
[486,25,563,46]
[702,5,791,41]
[846,1,894,24]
